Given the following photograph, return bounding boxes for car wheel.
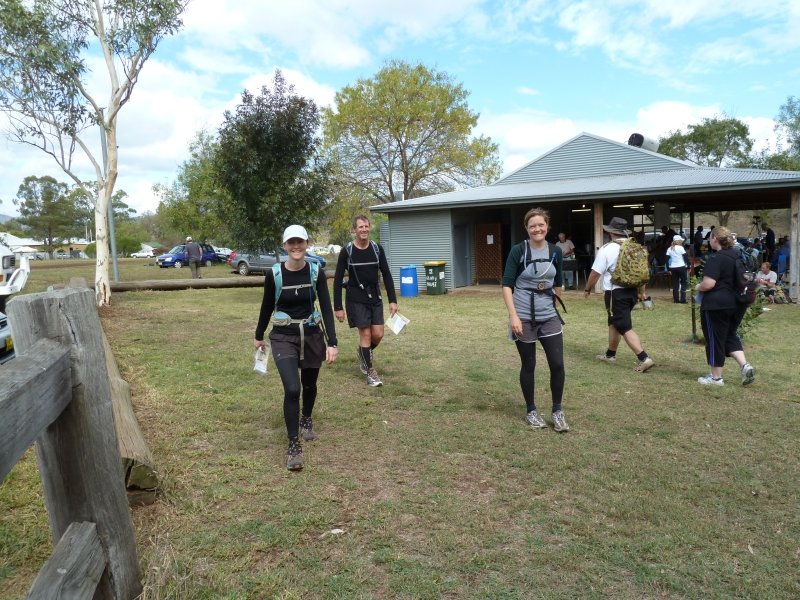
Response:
[237,262,250,276]
[174,261,183,269]
[204,259,213,267]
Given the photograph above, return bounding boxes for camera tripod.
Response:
[748,217,762,239]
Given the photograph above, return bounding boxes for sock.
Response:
[606,349,617,358]
[637,351,648,362]
[552,403,562,413]
[360,346,373,369]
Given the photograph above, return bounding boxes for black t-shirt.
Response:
[254,263,337,345]
[701,248,737,310]
[333,242,397,308]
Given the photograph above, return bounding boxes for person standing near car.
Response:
[333,215,397,387]
[254,225,338,471]
[185,236,203,279]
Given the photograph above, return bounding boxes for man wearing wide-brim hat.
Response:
[583,217,655,372]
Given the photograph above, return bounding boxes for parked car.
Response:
[229,248,327,276]
[213,246,233,261]
[131,249,154,258]
[0,311,14,364]
[156,243,218,268]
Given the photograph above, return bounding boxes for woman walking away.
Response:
[502,207,569,432]
[667,235,688,303]
[694,226,755,386]
[254,225,339,471]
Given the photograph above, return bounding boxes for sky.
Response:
[1,0,799,217]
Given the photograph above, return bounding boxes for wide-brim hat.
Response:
[602,217,631,236]
[282,224,309,243]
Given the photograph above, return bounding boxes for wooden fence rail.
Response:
[1,287,141,599]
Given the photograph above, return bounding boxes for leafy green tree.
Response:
[322,60,502,206]
[775,95,800,156]
[0,0,188,307]
[70,185,137,240]
[659,116,755,225]
[658,116,754,168]
[155,130,231,245]
[216,70,331,251]
[13,175,80,256]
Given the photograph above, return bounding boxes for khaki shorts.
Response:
[269,330,326,369]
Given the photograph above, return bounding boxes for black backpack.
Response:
[731,252,757,306]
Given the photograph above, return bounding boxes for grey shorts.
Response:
[511,315,563,343]
[346,300,385,329]
[269,330,326,369]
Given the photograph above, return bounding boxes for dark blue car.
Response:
[156,243,219,269]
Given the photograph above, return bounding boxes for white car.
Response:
[0,311,14,364]
[131,249,155,258]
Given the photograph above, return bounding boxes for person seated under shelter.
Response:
[754,261,778,303]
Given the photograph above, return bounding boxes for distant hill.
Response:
[0,214,15,224]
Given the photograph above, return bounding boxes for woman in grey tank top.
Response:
[501,207,569,433]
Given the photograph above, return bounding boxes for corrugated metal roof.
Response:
[496,132,693,184]
[373,133,800,213]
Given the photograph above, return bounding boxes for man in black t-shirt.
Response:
[333,215,398,387]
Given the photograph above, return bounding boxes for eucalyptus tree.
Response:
[322,60,502,207]
[0,0,188,305]
[13,175,79,255]
[155,130,232,245]
[659,116,755,226]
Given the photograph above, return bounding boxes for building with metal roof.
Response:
[371,132,799,297]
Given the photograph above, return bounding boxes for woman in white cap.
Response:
[254,225,338,471]
[666,234,688,303]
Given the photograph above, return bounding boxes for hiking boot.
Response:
[551,410,570,433]
[634,357,655,372]
[741,363,755,386]
[597,354,616,363]
[299,416,317,442]
[367,367,383,387]
[525,409,546,429]
[357,348,368,375]
[697,374,724,386]
[286,439,304,471]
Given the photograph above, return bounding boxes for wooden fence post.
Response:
[7,288,142,599]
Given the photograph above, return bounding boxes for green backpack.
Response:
[610,238,650,289]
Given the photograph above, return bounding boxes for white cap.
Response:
[672,235,683,242]
[282,224,309,243]
[186,236,192,241]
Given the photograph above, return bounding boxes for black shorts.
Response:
[269,330,326,369]
[346,300,385,329]
[604,288,638,335]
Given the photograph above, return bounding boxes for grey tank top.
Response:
[512,243,557,322]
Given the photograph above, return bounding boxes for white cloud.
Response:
[518,86,541,96]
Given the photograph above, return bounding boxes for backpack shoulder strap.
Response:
[310,260,319,287]
[370,240,380,262]
[272,263,282,302]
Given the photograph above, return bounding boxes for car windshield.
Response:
[167,245,185,254]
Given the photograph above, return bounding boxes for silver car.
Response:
[229,249,326,276]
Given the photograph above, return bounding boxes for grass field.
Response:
[2,260,799,599]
